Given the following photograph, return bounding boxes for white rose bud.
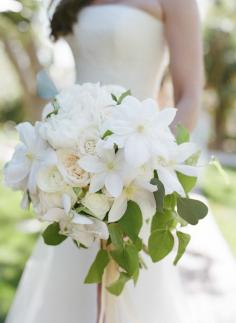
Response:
[57,149,90,187]
[82,193,111,220]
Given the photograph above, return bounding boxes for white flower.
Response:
[79,146,128,197]
[60,212,109,247]
[103,96,176,166]
[82,192,111,220]
[36,165,67,193]
[109,178,156,222]
[39,83,115,150]
[78,126,101,156]
[57,149,90,187]
[32,188,76,222]
[4,122,48,194]
[154,142,199,196]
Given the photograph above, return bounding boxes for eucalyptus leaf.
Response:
[174,231,191,265]
[84,249,110,284]
[107,272,130,296]
[176,124,190,144]
[177,197,208,225]
[42,222,67,246]
[148,229,174,262]
[119,201,142,242]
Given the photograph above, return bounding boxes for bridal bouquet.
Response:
[4,83,208,295]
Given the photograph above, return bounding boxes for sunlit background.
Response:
[0,0,236,322]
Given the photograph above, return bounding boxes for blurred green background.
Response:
[0,0,236,322]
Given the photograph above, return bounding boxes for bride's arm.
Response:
[161,0,204,132]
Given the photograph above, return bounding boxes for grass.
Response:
[0,162,235,322]
[201,166,236,255]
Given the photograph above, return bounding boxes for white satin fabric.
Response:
[5,4,236,323]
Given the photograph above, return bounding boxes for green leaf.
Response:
[42,222,67,246]
[148,229,174,262]
[176,124,190,144]
[46,99,60,119]
[119,201,142,242]
[164,194,177,210]
[84,250,110,284]
[102,130,113,139]
[107,273,130,296]
[174,231,191,265]
[108,223,124,249]
[177,197,208,225]
[111,93,118,103]
[151,210,177,232]
[117,89,131,105]
[111,245,139,276]
[177,172,197,194]
[150,178,165,212]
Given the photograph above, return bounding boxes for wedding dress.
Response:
[5,4,236,323]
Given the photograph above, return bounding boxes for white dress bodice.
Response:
[66,4,168,99]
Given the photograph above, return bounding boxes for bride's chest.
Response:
[71,5,165,57]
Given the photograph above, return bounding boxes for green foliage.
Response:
[150,178,165,212]
[111,245,139,277]
[84,249,110,284]
[148,229,174,262]
[174,231,191,265]
[118,201,143,242]
[107,273,130,296]
[177,198,208,225]
[177,173,197,194]
[42,223,67,246]
[176,124,190,144]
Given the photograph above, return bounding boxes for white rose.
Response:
[37,165,67,193]
[78,126,100,155]
[57,149,90,187]
[82,192,111,220]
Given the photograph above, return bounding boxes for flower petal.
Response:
[89,173,106,193]
[79,155,105,173]
[125,135,150,167]
[156,108,177,127]
[175,165,199,177]
[157,167,185,196]
[132,189,156,219]
[109,194,127,222]
[105,173,123,197]
[176,143,198,163]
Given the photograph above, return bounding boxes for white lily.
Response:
[4,122,49,194]
[103,96,176,166]
[108,178,157,223]
[154,142,199,196]
[79,145,128,197]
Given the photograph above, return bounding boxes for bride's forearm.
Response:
[171,94,201,133]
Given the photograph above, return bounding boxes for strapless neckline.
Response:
[82,3,164,25]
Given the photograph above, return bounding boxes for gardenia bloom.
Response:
[39,83,116,150]
[79,146,128,197]
[154,142,199,196]
[60,212,109,247]
[108,178,157,222]
[4,122,48,194]
[103,96,176,167]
